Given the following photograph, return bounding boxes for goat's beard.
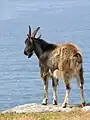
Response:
[28,52,33,58]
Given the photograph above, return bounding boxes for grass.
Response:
[0,110,90,120]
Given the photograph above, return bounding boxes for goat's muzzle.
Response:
[28,52,33,58]
[24,50,33,58]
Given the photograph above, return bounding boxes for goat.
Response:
[24,26,86,108]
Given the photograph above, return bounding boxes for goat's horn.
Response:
[37,34,41,39]
[29,25,31,36]
[31,27,40,37]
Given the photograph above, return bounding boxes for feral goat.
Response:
[24,26,86,108]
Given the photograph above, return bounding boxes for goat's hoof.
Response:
[82,102,86,107]
[42,99,48,105]
[42,103,47,105]
[53,100,58,105]
[61,103,67,108]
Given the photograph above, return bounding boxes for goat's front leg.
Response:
[52,77,58,105]
[42,76,48,105]
[61,80,71,108]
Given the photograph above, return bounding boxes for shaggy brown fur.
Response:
[40,43,82,80]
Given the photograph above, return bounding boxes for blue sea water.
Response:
[0,0,90,111]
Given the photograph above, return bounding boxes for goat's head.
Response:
[24,25,41,58]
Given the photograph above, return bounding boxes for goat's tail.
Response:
[70,52,83,71]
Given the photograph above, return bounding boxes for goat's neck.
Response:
[33,39,43,59]
[33,38,57,59]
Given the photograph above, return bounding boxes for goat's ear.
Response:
[27,34,33,42]
[27,34,30,38]
[31,27,40,37]
[37,34,41,39]
[29,25,31,37]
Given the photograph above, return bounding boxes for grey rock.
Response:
[2,103,90,113]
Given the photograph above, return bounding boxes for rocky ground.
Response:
[2,103,90,113]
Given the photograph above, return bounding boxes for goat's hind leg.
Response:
[76,68,86,107]
[42,76,48,105]
[52,77,58,105]
[61,80,71,108]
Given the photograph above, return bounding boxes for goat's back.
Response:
[40,42,83,80]
[49,43,82,79]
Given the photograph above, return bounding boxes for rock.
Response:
[82,106,90,112]
[2,103,90,113]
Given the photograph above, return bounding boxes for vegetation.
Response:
[0,110,90,120]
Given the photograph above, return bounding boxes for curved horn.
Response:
[37,34,41,39]
[31,27,40,37]
[29,25,31,37]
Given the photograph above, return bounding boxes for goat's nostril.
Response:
[24,50,27,55]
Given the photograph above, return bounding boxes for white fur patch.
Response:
[53,69,61,79]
